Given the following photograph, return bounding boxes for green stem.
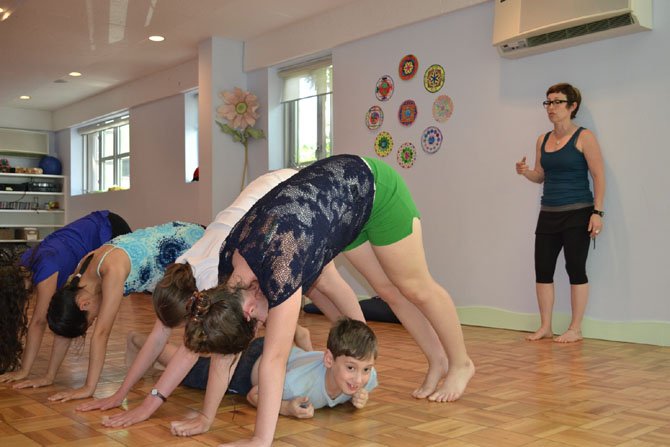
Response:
[241,142,248,192]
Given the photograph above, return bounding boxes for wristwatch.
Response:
[592,209,605,217]
[150,388,167,402]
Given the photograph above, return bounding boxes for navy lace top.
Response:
[218,155,374,307]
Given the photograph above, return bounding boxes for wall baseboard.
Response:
[456,306,670,347]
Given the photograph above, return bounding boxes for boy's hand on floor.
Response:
[289,397,314,418]
[351,388,368,409]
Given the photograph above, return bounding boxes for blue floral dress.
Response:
[107,221,204,294]
[218,155,374,307]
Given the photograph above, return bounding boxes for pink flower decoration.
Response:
[217,87,260,129]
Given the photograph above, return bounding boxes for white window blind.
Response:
[279,57,332,103]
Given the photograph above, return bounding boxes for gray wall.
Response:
[328,1,669,336]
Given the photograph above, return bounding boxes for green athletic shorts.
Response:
[344,157,421,251]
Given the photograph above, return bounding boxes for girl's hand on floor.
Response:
[0,370,29,383]
[170,413,212,437]
[12,376,54,389]
[48,386,94,402]
[77,392,125,412]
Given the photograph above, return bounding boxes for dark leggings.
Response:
[535,226,590,285]
[107,212,131,238]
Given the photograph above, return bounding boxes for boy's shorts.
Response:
[181,337,265,395]
[345,157,421,251]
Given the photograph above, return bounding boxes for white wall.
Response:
[58,93,206,230]
[330,1,670,338]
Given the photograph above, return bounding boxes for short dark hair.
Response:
[327,317,378,360]
[547,82,582,119]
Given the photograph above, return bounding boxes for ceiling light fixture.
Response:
[19,95,31,100]
[69,71,82,77]
[148,35,165,42]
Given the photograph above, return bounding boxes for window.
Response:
[280,57,332,168]
[184,89,199,182]
[79,114,130,193]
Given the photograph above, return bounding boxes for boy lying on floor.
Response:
[121,316,378,435]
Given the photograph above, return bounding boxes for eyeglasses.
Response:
[542,99,569,108]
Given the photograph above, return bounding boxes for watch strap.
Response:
[151,388,167,402]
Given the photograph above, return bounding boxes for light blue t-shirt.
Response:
[282,346,378,409]
[106,221,204,295]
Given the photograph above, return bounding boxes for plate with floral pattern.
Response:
[397,142,417,168]
[398,99,417,126]
[421,126,443,154]
[375,131,394,157]
[365,105,384,130]
[398,54,419,80]
[432,95,454,122]
[423,64,445,93]
[375,75,395,101]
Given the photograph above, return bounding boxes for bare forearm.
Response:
[20,320,47,374]
[44,335,71,381]
[118,324,171,396]
[592,172,605,209]
[84,331,111,391]
[523,170,544,184]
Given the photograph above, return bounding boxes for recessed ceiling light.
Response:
[69,71,82,77]
[19,95,31,100]
[148,35,165,42]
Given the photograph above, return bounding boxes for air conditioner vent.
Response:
[493,0,651,59]
[527,13,634,48]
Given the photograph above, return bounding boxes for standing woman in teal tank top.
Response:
[515,83,606,343]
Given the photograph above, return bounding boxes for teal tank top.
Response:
[540,127,594,207]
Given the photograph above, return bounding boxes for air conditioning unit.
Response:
[493,0,652,58]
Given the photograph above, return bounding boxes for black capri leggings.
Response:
[535,226,590,285]
[108,212,132,238]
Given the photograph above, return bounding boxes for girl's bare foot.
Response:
[428,358,475,402]
[525,327,553,341]
[412,357,449,399]
[554,328,582,343]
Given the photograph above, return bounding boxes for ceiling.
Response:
[0,0,358,111]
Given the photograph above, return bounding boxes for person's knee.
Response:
[566,267,588,285]
[535,271,554,283]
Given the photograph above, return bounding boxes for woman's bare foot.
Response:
[525,327,553,341]
[554,328,582,343]
[294,324,313,351]
[412,357,449,399]
[428,358,475,402]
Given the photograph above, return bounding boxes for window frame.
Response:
[80,114,130,193]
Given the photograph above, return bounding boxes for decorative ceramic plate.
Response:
[398,99,417,126]
[397,142,417,168]
[421,126,443,154]
[375,131,394,157]
[375,75,395,101]
[432,95,454,122]
[423,64,445,93]
[398,54,419,80]
[365,105,384,130]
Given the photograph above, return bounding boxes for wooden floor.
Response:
[1,294,669,447]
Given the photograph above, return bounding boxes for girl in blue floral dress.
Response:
[30,221,204,402]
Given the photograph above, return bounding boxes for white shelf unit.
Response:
[0,172,66,244]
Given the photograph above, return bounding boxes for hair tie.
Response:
[191,292,211,322]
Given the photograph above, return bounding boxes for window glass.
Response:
[280,58,332,168]
[79,113,130,193]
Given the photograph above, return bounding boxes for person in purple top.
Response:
[0,211,130,381]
